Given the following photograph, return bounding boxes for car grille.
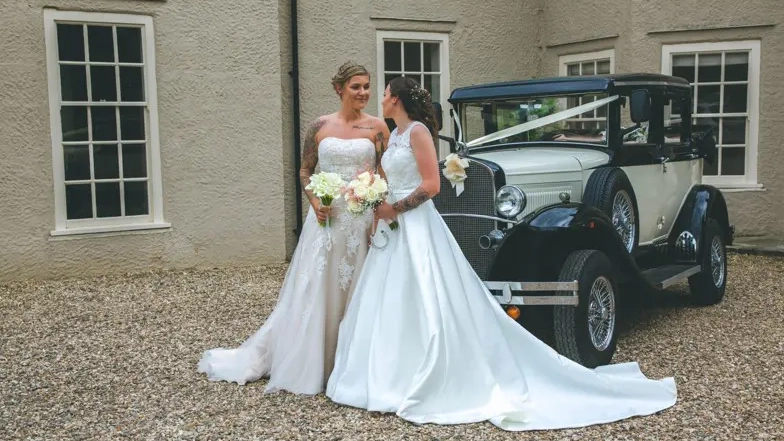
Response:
[432,160,497,279]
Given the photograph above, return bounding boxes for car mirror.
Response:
[630,89,651,123]
[432,102,444,131]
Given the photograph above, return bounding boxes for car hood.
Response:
[470,147,610,176]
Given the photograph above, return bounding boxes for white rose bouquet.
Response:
[306,171,346,227]
[442,153,470,196]
[344,171,399,230]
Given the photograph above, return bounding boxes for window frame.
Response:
[44,9,168,236]
[558,49,616,76]
[376,30,451,157]
[558,49,615,130]
[661,40,762,190]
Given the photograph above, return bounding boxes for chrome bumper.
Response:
[484,281,579,306]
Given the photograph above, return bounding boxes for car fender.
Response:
[668,184,733,261]
[487,203,646,284]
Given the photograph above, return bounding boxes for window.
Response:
[559,50,615,131]
[662,41,761,188]
[376,31,450,156]
[44,10,167,236]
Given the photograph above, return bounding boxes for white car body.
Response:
[471,147,702,245]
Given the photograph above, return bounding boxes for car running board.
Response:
[641,264,701,289]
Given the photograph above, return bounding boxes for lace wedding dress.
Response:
[325,122,677,431]
[198,137,376,395]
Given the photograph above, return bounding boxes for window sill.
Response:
[715,183,765,193]
[49,222,171,240]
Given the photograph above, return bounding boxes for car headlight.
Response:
[495,185,526,218]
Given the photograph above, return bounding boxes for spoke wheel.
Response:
[587,276,616,351]
[612,190,636,253]
[554,250,620,368]
[688,219,728,306]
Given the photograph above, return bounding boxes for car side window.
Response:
[664,94,689,145]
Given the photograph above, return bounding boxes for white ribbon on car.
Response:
[463,94,620,148]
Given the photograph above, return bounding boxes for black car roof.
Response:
[448,73,690,103]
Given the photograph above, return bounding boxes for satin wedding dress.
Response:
[325,122,677,431]
[198,137,376,395]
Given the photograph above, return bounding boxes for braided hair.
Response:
[331,61,370,96]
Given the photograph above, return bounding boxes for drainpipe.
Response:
[290,0,303,238]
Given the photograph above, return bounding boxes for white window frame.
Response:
[559,49,615,130]
[558,49,616,77]
[44,9,168,236]
[661,40,762,190]
[376,31,451,158]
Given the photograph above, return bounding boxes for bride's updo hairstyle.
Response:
[331,61,370,96]
[388,76,439,144]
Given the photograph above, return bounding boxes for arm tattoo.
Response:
[299,118,327,204]
[374,131,386,168]
[392,187,430,214]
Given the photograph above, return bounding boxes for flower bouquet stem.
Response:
[319,195,333,228]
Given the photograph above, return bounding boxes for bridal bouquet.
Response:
[345,171,399,230]
[306,171,346,227]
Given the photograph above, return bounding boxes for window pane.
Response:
[95,182,121,217]
[124,181,149,216]
[567,64,580,76]
[90,66,117,102]
[423,43,440,72]
[581,62,595,75]
[403,42,421,72]
[597,60,611,75]
[384,41,401,72]
[61,106,88,142]
[423,74,440,102]
[87,25,114,62]
[122,144,147,178]
[721,147,745,175]
[63,145,91,181]
[93,145,120,179]
[120,107,145,140]
[116,27,142,63]
[60,65,87,101]
[56,24,85,62]
[384,74,398,89]
[91,106,117,141]
[66,184,93,219]
[693,117,720,134]
[120,67,144,102]
[723,84,748,113]
[697,54,721,82]
[672,54,695,83]
[596,102,607,117]
[722,117,746,145]
[724,52,749,82]
[696,85,720,114]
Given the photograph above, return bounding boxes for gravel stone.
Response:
[1,254,782,440]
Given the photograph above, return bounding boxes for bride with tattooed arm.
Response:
[198,61,389,395]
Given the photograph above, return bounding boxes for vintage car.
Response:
[431,73,733,368]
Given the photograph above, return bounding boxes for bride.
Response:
[198,61,389,395]
[325,76,677,431]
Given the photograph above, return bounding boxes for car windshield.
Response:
[459,93,610,149]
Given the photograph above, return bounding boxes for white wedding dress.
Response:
[198,137,376,395]
[325,122,677,431]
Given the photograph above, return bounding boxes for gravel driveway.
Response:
[2,254,782,440]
